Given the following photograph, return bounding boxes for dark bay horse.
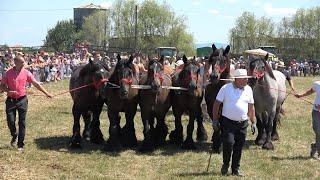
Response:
[248,54,286,150]
[104,54,139,151]
[69,59,109,148]
[169,55,205,149]
[204,44,231,153]
[138,57,172,152]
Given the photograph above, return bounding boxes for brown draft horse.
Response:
[138,56,172,152]
[204,44,231,153]
[104,54,139,151]
[169,55,205,149]
[69,59,109,148]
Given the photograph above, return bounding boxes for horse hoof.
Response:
[155,125,168,146]
[182,141,197,150]
[169,130,183,145]
[271,134,280,141]
[196,127,208,142]
[138,143,154,153]
[255,137,265,146]
[262,142,274,150]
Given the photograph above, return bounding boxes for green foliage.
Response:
[229,12,274,54]
[111,0,195,56]
[78,11,111,49]
[44,20,78,52]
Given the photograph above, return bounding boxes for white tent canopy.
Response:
[243,48,274,57]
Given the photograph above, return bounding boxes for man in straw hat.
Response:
[212,69,256,176]
[276,61,295,92]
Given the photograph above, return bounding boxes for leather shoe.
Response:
[220,164,228,175]
[232,169,245,177]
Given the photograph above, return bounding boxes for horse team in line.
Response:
[69,43,286,152]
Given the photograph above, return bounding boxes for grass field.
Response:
[0,76,319,179]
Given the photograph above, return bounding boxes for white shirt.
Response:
[312,81,320,111]
[216,83,254,121]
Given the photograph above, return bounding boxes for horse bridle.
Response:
[249,59,265,79]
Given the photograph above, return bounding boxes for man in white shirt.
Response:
[212,69,256,176]
[295,81,320,160]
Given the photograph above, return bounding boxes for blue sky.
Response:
[0,0,319,46]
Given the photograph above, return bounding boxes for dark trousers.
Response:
[221,116,248,171]
[5,96,28,148]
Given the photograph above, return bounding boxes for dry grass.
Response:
[0,76,319,179]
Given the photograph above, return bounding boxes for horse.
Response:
[204,44,231,153]
[69,59,109,148]
[138,56,172,152]
[248,54,286,150]
[104,54,139,151]
[169,55,205,149]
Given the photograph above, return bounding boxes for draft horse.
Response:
[104,54,139,151]
[138,56,172,152]
[69,59,109,148]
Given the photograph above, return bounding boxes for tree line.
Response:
[230,7,320,61]
[44,0,195,56]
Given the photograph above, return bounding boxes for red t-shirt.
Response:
[2,67,35,98]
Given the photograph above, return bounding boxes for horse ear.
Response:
[183,55,188,64]
[223,45,230,56]
[159,55,164,64]
[89,58,93,64]
[117,54,121,61]
[128,55,134,64]
[212,43,217,52]
[265,53,269,61]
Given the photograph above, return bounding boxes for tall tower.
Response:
[73,3,107,30]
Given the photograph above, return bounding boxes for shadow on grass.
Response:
[271,155,311,161]
[176,171,217,177]
[34,136,112,155]
[155,141,212,156]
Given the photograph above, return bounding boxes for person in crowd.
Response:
[0,56,53,151]
[295,82,320,160]
[212,69,256,176]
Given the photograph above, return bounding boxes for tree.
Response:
[44,20,77,52]
[111,0,195,56]
[78,11,111,49]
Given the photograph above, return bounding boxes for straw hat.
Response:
[232,69,253,78]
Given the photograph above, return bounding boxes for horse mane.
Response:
[262,55,276,80]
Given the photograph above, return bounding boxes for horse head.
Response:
[112,54,136,99]
[178,55,200,96]
[208,44,230,84]
[147,56,164,93]
[248,54,276,86]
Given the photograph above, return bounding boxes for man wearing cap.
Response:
[0,55,53,151]
[212,69,256,176]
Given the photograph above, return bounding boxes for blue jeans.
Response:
[312,110,320,151]
[6,96,28,148]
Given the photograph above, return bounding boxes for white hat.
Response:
[175,60,184,66]
[232,69,253,78]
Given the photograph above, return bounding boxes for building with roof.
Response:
[73,3,108,29]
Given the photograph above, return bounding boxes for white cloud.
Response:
[208,9,219,15]
[264,3,297,16]
[100,2,112,9]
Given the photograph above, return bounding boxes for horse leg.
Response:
[169,109,184,145]
[196,109,208,142]
[255,113,266,145]
[90,102,104,144]
[154,113,168,146]
[271,107,281,141]
[139,111,155,152]
[70,105,82,149]
[104,111,122,152]
[81,111,91,141]
[121,111,138,148]
[262,111,275,150]
[182,112,196,150]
